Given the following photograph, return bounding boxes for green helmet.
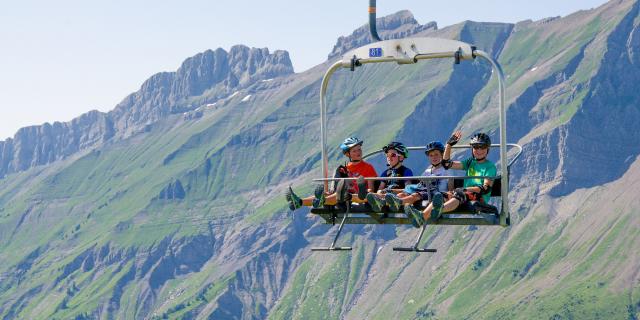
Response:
[383,141,409,159]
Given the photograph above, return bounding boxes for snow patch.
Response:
[228,91,239,99]
[261,78,274,82]
[241,95,252,102]
[530,67,538,71]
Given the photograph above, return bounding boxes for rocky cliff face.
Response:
[110,45,294,135]
[547,0,640,195]
[0,45,293,178]
[508,0,640,196]
[0,110,114,177]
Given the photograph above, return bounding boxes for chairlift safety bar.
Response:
[313,175,500,182]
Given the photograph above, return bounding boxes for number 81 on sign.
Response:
[369,48,383,57]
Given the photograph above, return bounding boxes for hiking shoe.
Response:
[285,186,302,211]
[404,204,425,228]
[335,179,351,203]
[357,176,367,200]
[312,184,326,208]
[366,193,384,212]
[385,193,403,212]
[431,192,444,220]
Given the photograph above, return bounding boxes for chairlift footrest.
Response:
[392,247,437,253]
[311,247,353,251]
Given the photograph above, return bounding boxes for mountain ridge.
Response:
[0,45,293,178]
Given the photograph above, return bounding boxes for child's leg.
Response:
[441,198,460,213]
[324,193,338,205]
[302,196,315,206]
[351,195,366,204]
[422,197,459,220]
[398,193,422,205]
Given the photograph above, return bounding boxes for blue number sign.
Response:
[369,47,383,57]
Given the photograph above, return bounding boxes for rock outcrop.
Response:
[0,110,114,177]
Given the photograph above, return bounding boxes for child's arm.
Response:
[443,131,463,170]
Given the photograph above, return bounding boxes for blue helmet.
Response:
[425,141,445,154]
[340,137,363,153]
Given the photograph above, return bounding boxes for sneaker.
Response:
[366,193,384,212]
[285,186,302,211]
[431,192,444,220]
[312,184,326,208]
[385,193,403,212]
[357,176,367,200]
[404,204,425,228]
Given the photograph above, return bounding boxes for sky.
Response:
[0,0,610,140]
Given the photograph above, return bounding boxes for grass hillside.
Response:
[1,1,639,319]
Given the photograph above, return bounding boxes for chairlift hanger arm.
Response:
[342,38,476,67]
[369,0,382,42]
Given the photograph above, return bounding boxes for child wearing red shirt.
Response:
[286,137,377,210]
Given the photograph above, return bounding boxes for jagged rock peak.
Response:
[328,10,438,60]
[173,46,294,97]
[111,45,294,134]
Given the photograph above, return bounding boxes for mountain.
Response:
[0,45,293,178]
[1,1,639,319]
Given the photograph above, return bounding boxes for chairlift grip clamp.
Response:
[454,48,462,65]
[350,55,362,71]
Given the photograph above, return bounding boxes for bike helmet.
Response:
[424,141,445,154]
[382,141,409,159]
[469,133,491,148]
[340,137,364,153]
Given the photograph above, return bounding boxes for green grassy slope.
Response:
[0,1,639,319]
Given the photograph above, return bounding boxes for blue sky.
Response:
[0,0,609,140]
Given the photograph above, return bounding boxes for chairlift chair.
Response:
[308,0,522,252]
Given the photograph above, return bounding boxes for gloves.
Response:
[336,165,348,177]
[442,159,452,169]
[447,133,460,146]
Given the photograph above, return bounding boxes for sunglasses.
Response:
[472,145,488,150]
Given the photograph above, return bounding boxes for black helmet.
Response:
[340,137,363,153]
[382,141,409,159]
[425,141,445,154]
[470,133,491,148]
